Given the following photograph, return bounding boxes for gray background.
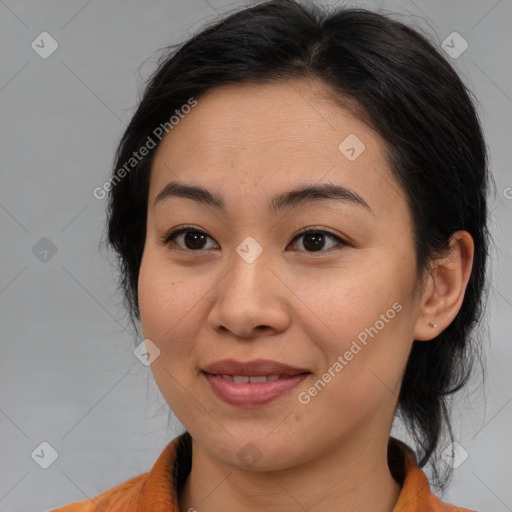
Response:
[0,0,510,510]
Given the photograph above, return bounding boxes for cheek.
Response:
[296,306,411,436]
[137,253,204,415]
[289,254,411,339]
[138,252,200,354]
[296,254,416,399]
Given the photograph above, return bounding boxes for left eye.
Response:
[288,228,347,253]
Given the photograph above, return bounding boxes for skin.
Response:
[137,78,474,512]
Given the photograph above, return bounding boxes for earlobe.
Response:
[413,231,474,341]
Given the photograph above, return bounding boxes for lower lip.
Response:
[202,372,309,407]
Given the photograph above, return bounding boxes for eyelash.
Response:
[162,225,349,254]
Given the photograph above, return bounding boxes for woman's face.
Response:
[138,79,426,470]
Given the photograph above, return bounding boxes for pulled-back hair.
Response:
[106,0,490,491]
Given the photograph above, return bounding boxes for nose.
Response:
[207,249,292,339]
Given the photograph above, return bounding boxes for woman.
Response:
[51,0,489,510]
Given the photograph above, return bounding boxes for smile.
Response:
[202,372,309,407]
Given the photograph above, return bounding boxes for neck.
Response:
[178,431,401,512]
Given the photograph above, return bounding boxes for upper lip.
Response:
[202,358,309,376]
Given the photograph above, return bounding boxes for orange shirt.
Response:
[50,433,474,511]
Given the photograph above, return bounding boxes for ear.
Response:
[413,231,474,341]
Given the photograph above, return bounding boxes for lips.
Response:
[202,358,309,377]
[201,358,310,407]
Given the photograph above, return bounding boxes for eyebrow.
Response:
[154,181,371,213]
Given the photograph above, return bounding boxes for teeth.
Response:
[249,375,267,383]
[221,374,283,383]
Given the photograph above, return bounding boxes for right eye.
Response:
[164,227,219,251]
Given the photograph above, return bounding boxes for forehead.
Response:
[149,79,404,216]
